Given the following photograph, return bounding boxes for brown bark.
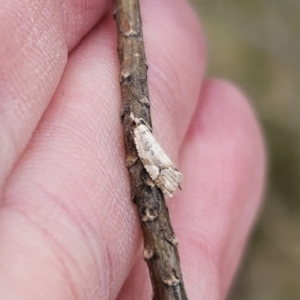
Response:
[113,0,189,299]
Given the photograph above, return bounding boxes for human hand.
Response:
[0,0,265,299]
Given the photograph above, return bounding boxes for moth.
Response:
[130,113,183,197]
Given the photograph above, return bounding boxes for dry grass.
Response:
[190,0,300,299]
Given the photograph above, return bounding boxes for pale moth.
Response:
[130,113,183,197]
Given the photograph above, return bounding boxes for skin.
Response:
[0,0,265,299]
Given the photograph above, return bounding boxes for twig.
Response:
[113,0,189,299]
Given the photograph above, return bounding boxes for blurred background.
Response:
[190,0,300,299]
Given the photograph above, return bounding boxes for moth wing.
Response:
[133,127,148,161]
[134,126,160,181]
[134,125,158,166]
[157,167,183,197]
[144,164,160,181]
[145,139,174,169]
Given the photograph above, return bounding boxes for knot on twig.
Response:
[123,28,138,37]
[143,248,154,261]
[138,96,150,106]
[162,270,181,286]
[126,155,138,168]
[141,207,159,222]
[120,70,131,83]
[165,235,179,247]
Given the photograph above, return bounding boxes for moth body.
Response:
[130,114,182,197]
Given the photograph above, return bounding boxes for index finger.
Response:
[0,0,109,191]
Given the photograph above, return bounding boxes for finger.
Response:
[116,79,266,299]
[0,1,205,300]
[0,0,110,189]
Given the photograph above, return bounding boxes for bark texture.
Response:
[114,0,189,299]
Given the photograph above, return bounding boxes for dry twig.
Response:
[114,0,188,299]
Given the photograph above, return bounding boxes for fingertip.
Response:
[142,0,207,147]
[172,78,266,298]
[187,78,264,143]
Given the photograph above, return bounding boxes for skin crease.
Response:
[0,0,265,299]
